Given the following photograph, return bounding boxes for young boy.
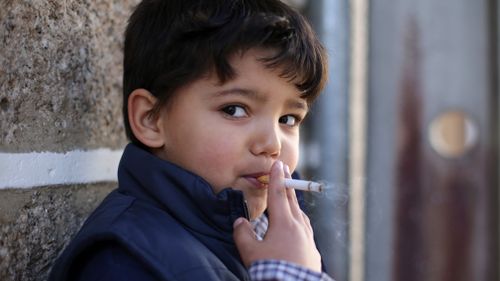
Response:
[50,0,333,280]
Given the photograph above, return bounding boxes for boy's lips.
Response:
[243,173,269,189]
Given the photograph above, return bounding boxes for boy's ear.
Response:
[128,89,165,148]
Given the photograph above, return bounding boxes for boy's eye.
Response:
[279,115,299,127]
[221,105,248,118]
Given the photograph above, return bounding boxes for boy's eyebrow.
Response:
[287,99,308,111]
[212,88,308,111]
[213,88,266,102]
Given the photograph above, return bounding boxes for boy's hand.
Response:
[232,160,322,272]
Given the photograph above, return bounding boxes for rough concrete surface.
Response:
[0,0,139,152]
[0,183,116,281]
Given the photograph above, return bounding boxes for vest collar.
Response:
[117,143,249,242]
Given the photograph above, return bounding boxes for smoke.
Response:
[302,181,350,209]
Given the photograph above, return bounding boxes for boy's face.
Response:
[155,49,308,220]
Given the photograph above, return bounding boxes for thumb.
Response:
[233,217,258,267]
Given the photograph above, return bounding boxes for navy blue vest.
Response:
[49,143,251,280]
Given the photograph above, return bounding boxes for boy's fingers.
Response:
[266,161,291,223]
[283,164,302,218]
[302,211,314,237]
[286,186,303,218]
[232,217,258,267]
[283,163,292,179]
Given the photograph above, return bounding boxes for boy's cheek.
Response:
[198,137,240,164]
[279,142,300,173]
[191,144,240,183]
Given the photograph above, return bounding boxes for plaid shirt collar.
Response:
[251,214,268,241]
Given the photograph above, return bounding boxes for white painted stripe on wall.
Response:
[0,149,123,189]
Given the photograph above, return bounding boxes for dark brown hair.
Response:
[123,0,328,144]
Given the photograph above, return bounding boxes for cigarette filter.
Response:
[257,175,324,192]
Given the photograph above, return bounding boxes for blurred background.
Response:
[0,0,498,280]
[296,1,499,281]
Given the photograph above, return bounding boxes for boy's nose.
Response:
[250,122,281,158]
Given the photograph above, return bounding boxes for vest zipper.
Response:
[242,200,250,220]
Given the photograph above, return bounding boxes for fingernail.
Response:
[233,217,244,228]
[284,164,290,175]
[274,160,283,171]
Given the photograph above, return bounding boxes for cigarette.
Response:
[257,175,324,192]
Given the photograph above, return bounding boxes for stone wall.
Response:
[0,184,116,280]
[0,1,137,280]
[0,0,134,152]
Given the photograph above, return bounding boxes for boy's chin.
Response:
[246,199,267,220]
[229,184,268,220]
